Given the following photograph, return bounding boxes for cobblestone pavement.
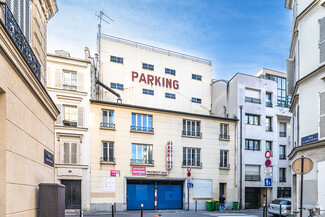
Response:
[66,209,264,217]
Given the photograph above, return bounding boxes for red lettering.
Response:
[173,80,179,90]
[139,73,146,83]
[155,76,161,86]
[162,77,165,87]
[132,71,139,81]
[147,75,154,85]
[166,78,172,88]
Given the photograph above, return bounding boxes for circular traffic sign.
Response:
[265,159,272,167]
[187,167,191,172]
[265,150,272,158]
[292,157,313,174]
[187,171,191,177]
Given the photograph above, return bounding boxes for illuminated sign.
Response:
[132,71,179,90]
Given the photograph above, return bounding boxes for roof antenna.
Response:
[95,10,113,100]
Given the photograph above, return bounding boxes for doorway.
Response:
[61,180,81,209]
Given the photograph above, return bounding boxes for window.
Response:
[266,117,272,131]
[245,139,260,150]
[131,144,153,164]
[192,97,201,104]
[245,114,260,125]
[245,89,261,104]
[110,56,123,64]
[279,145,286,160]
[182,119,201,137]
[220,124,229,140]
[63,105,78,127]
[165,68,176,75]
[279,123,287,137]
[183,148,201,167]
[192,74,202,81]
[101,110,114,128]
[220,150,229,168]
[63,70,77,91]
[266,92,272,107]
[143,89,154,96]
[277,187,291,198]
[219,183,226,196]
[63,142,77,164]
[279,168,286,182]
[110,82,124,90]
[102,141,114,162]
[320,17,325,64]
[143,63,154,71]
[265,75,290,108]
[165,93,176,99]
[266,141,272,156]
[245,165,260,181]
[131,113,153,132]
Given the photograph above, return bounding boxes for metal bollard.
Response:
[141,204,143,217]
[195,200,197,212]
[263,204,266,217]
[280,203,282,217]
[112,203,114,217]
[79,209,83,217]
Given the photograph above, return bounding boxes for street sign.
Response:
[265,178,272,187]
[265,159,272,167]
[187,183,193,188]
[292,157,313,174]
[187,167,191,172]
[264,167,273,178]
[187,171,191,177]
[265,150,272,158]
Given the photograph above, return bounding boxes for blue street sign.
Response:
[265,178,272,187]
[187,183,192,188]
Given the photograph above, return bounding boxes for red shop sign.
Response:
[132,166,146,176]
[110,170,120,177]
[166,141,173,169]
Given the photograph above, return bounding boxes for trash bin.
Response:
[213,200,220,211]
[206,200,213,211]
[232,201,239,210]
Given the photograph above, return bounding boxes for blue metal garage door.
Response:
[127,184,155,210]
[157,184,182,209]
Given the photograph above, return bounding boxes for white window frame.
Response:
[131,144,153,164]
[131,113,153,132]
[63,105,78,123]
[183,147,201,167]
[220,150,229,168]
[102,110,114,128]
[183,119,201,137]
[62,70,77,91]
[102,141,114,162]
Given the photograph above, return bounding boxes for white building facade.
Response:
[212,69,291,209]
[47,50,92,210]
[285,0,325,215]
[89,35,238,211]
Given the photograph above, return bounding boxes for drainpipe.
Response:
[239,105,243,210]
[96,80,122,103]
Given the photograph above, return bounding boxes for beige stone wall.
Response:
[90,102,238,209]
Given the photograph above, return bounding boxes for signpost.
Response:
[264,150,272,217]
[292,156,314,217]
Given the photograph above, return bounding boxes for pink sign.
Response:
[132,166,146,176]
[166,141,173,169]
[110,170,120,177]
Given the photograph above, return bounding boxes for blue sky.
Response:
[47,0,292,80]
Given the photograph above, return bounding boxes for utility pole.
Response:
[95,10,113,100]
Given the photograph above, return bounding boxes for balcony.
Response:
[220,163,230,169]
[63,120,77,127]
[182,131,202,138]
[100,157,115,164]
[0,3,41,81]
[100,122,115,129]
[266,126,273,132]
[266,102,273,107]
[245,175,260,181]
[182,161,202,168]
[130,126,154,133]
[279,132,287,137]
[219,134,230,140]
[130,159,154,165]
[245,97,261,104]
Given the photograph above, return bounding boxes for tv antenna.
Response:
[95,10,113,100]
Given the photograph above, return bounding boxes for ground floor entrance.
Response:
[245,187,261,209]
[127,180,183,210]
[61,180,81,209]
[277,187,291,198]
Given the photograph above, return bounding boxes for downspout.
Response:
[239,105,243,210]
[96,80,122,103]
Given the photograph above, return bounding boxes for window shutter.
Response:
[55,69,62,88]
[320,92,325,138]
[320,116,325,138]
[78,107,84,127]
[77,71,84,91]
[320,18,325,64]
[64,143,69,163]
[286,59,295,96]
[55,104,61,125]
[320,42,325,64]
[24,0,31,43]
[320,92,325,116]
[71,143,77,164]
[47,67,52,87]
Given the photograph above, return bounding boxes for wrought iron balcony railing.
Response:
[101,122,115,129]
[245,97,261,104]
[279,132,287,137]
[130,159,154,164]
[1,3,41,81]
[219,134,230,140]
[63,120,77,127]
[182,131,202,137]
[63,84,77,91]
[182,161,202,167]
[101,157,115,163]
[245,175,260,181]
[266,102,273,107]
[130,126,154,133]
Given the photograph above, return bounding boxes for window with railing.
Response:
[279,145,286,160]
[63,105,78,127]
[183,147,201,167]
[101,110,114,129]
[245,89,261,104]
[279,123,287,137]
[266,92,272,107]
[131,144,153,164]
[266,116,272,132]
[245,139,260,151]
[63,70,77,91]
[220,150,229,168]
[245,114,260,125]
[245,165,260,181]
[131,113,153,132]
[279,168,286,182]
[182,119,201,137]
[101,141,114,162]
[219,123,230,140]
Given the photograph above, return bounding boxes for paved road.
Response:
[66,209,264,217]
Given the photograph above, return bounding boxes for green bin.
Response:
[213,200,220,211]
[206,200,213,212]
[232,201,239,210]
